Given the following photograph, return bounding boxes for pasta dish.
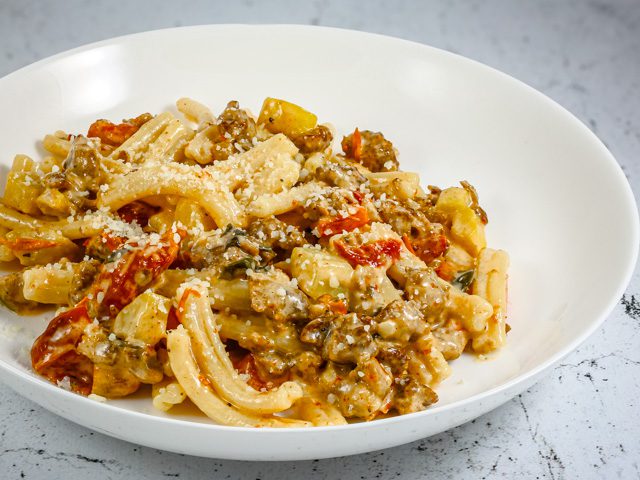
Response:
[0,97,509,427]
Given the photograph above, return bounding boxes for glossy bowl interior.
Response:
[0,25,637,460]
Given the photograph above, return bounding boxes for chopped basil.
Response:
[224,225,248,249]
[221,257,257,279]
[452,269,474,292]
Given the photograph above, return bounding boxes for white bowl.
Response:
[0,25,637,461]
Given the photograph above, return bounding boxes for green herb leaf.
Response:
[221,257,256,279]
[452,269,474,292]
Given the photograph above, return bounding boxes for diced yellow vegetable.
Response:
[435,187,471,215]
[36,188,72,217]
[291,247,353,299]
[450,208,486,257]
[258,98,317,136]
[436,187,486,257]
[148,208,175,233]
[174,198,215,231]
[113,290,170,345]
[2,155,44,215]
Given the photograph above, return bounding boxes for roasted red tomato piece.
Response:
[353,128,363,160]
[89,229,184,317]
[317,294,348,315]
[404,228,448,264]
[166,305,181,331]
[316,205,369,237]
[87,113,152,147]
[401,234,416,255]
[176,287,201,316]
[230,351,289,391]
[435,260,456,282]
[342,129,398,172]
[232,353,268,391]
[30,299,93,394]
[334,238,402,268]
[117,201,159,227]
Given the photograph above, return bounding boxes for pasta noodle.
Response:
[176,281,303,414]
[0,96,509,427]
[294,396,348,426]
[144,118,194,163]
[167,325,310,427]
[176,97,215,124]
[247,182,324,217]
[152,380,187,412]
[471,248,510,353]
[110,111,174,161]
[97,162,247,228]
[42,132,71,157]
[22,264,76,304]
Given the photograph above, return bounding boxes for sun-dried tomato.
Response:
[435,261,456,282]
[410,230,448,264]
[316,205,369,237]
[117,201,159,227]
[87,113,152,147]
[166,306,181,331]
[30,299,93,395]
[334,238,402,267]
[230,352,289,391]
[89,229,184,317]
[317,294,348,315]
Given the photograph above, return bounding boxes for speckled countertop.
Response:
[0,1,639,478]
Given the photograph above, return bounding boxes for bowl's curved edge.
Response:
[0,357,545,460]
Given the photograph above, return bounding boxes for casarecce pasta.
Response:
[0,97,509,426]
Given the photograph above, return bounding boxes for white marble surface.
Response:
[0,1,639,478]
